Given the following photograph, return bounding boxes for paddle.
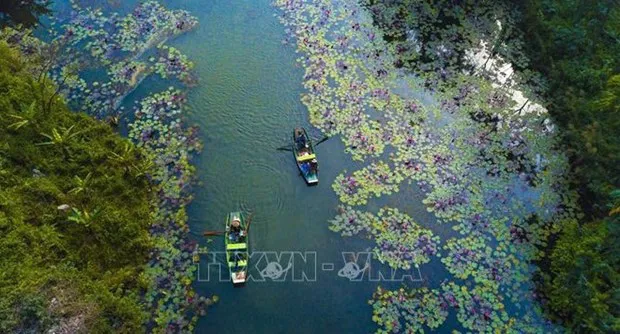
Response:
[203,230,225,236]
[276,145,292,151]
[314,135,329,146]
[244,212,255,235]
[277,135,328,151]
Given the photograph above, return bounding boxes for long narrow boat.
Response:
[225,212,248,285]
[292,127,319,185]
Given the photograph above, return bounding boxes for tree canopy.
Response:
[514,0,620,214]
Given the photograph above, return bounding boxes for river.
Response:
[166,0,448,332]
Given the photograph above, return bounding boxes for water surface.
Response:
[170,0,441,333]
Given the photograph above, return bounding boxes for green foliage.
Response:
[514,0,620,214]
[0,41,154,332]
[511,2,620,331]
[545,207,620,333]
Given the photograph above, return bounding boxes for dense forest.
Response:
[515,1,619,331]
[361,0,619,332]
[0,41,154,332]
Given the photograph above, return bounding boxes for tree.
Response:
[546,212,620,333]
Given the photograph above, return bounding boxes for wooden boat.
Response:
[225,212,248,285]
[292,127,319,185]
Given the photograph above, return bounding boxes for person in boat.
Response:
[309,159,318,173]
[295,129,306,149]
[300,161,311,175]
[298,147,311,158]
[230,218,241,241]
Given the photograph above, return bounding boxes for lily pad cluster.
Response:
[2,0,198,119]
[441,282,509,333]
[274,0,577,332]
[370,282,553,333]
[129,88,208,331]
[150,45,198,86]
[441,236,528,293]
[333,162,403,206]
[330,206,439,269]
[369,286,448,333]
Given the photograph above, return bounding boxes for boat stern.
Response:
[306,176,319,185]
[232,271,247,284]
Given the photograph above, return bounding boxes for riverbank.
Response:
[1,1,215,331]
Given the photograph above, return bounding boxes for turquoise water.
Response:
[164,0,447,332]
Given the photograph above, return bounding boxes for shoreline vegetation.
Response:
[0,41,153,332]
[274,0,618,332]
[1,0,214,332]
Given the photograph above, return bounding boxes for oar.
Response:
[204,230,225,236]
[244,212,255,235]
[314,135,329,146]
[276,145,293,151]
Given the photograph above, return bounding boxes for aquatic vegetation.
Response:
[441,236,529,293]
[275,0,577,331]
[370,282,551,334]
[372,208,440,269]
[333,162,403,206]
[112,1,197,56]
[328,205,374,237]
[330,207,439,269]
[128,88,207,331]
[150,45,198,86]
[3,1,210,331]
[369,286,448,333]
[2,0,198,119]
[441,282,509,333]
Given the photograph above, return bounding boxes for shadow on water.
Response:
[0,0,52,28]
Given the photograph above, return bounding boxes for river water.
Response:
[166,0,450,332]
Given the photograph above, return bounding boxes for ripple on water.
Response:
[232,160,288,218]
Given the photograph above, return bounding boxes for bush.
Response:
[0,41,154,332]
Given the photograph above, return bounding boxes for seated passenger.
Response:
[229,219,241,241]
[300,162,310,175]
[310,159,318,173]
[231,219,241,232]
[296,134,306,149]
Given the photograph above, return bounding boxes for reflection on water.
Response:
[0,0,51,28]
